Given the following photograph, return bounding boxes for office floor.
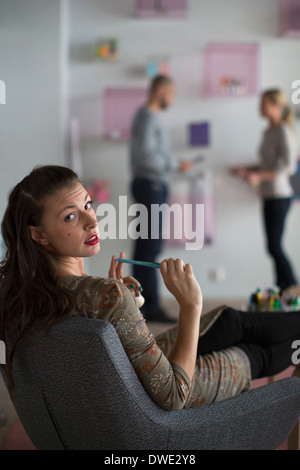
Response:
[0,296,293,450]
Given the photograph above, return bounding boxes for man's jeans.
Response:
[131,178,168,311]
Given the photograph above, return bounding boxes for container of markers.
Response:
[248,287,300,312]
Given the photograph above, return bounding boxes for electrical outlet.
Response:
[208,267,226,283]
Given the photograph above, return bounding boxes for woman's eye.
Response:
[64,213,75,222]
[85,200,93,210]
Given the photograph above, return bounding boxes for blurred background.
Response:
[1,0,300,302]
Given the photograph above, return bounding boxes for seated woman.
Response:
[0,165,299,410]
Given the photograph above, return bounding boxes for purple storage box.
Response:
[189,122,210,146]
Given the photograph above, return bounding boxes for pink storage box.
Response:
[103,88,147,141]
[203,42,259,98]
[279,0,300,37]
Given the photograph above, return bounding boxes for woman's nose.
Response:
[84,210,98,230]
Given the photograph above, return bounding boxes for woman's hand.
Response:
[230,166,251,180]
[160,258,202,313]
[160,258,202,381]
[109,252,142,298]
[230,165,265,188]
[244,170,262,188]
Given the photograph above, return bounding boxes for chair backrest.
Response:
[3,316,170,450]
[2,315,300,450]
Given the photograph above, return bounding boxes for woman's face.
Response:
[29,182,100,259]
[260,95,281,121]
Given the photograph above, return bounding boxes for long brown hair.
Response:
[0,165,80,397]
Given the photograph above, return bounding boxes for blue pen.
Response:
[116,258,160,269]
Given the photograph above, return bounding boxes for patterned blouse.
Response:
[59,275,252,411]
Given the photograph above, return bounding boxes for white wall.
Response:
[0,0,66,218]
[1,1,299,302]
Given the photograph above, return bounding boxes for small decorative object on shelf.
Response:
[94,38,119,61]
[103,88,147,141]
[146,56,170,77]
[279,0,300,37]
[203,42,259,98]
[86,180,110,203]
[188,122,210,146]
[135,0,188,19]
[218,76,246,96]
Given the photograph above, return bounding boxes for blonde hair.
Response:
[262,89,294,128]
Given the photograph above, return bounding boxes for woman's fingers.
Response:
[160,258,185,277]
[159,258,202,309]
[160,259,168,276]
[115,251,125,279]
[108,255,117,278]
[109,253,143,296]
[109,252,125,280]
[175,258,184,272]
[184,263,193,274]
[123,276,143,296]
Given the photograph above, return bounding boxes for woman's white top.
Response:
[259,124,298,199]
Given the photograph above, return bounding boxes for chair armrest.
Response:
[159,377,300,450]
[288,365,300,450]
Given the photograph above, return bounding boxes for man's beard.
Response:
[159,97,169,110]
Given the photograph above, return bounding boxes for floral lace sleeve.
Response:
[65,276,191,411]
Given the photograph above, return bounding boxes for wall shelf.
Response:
[279,0,300,37]
[135,0,188,19]
[203,42,259,98]
[103,88,147,141]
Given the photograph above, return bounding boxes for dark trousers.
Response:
[263,198,297,291]
[131,178,168,310]
[198,307,300,379]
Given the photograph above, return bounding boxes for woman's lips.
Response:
[84,234,99,246]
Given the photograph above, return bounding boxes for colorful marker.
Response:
[116,258,160,269]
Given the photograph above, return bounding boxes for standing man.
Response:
[129,75,193,322]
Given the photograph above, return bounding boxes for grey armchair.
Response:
[2,316,300,450]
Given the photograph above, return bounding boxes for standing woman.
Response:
[233,89,298,292]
